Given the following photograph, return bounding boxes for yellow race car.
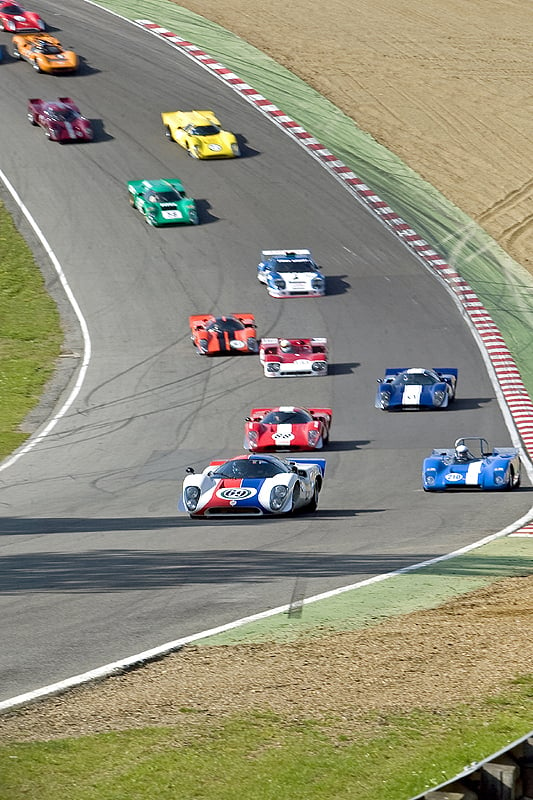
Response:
[12,33,78,73]
[161,110,240,159]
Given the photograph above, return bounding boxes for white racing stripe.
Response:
[402,385,423,405]
[465,461,483,485]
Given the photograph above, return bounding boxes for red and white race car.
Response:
[0,1,44,32]
[244,406,332,452]
[260,337,328,377]
[27,98,93,142]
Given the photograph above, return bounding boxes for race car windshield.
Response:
[48,108,77,122]
[150,190,182,202]
[275,260,316,274]
[263,410,313,424]
[207,318,244,333]
[3,4,23,12]
[394,373,438,386]
[213,459,286,479]
[189,125,220,136]
[40,44,61,54]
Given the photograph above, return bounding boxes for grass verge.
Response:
[1,675,532,800]
[0,200,62,458]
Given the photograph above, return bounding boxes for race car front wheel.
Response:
[188,145,200,159]
[27,112,37,126]
[164,125,172,140]
[32,59,41,72]
[12,45,21,59]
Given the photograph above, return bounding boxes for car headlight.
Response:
[312,361,326,372]
[231,142,240,155]
[311,277,324,290]
[274,278,286,289]
[380,391,391,408]
[198,338,209,352]
[270,485,289,510]
[307,429,321,447]
[433,390,446,406]
[425,475,435,486]
[247,430,259,448]
[246,337,258,351]
[267,362,281,372]
[184,486,201,511]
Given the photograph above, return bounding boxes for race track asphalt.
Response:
[0,0,530,701]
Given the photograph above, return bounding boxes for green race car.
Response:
[127,178,199,226]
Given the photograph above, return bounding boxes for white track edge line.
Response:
[0,169,91,473]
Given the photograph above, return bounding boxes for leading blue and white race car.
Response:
[179,453,326,517]
[422,437,521,491]
[376,367,457,410]
[257,249,326,298]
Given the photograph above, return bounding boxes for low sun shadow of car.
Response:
[88,119,113,142]
[235,134,259,158]
[325,275,350,295]
[328,362,360,376]
[76,58,100,76]
[323,439,371,452]
[449,397,494,410]
[194,199,217,224]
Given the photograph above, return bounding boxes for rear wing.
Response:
[384,367,457,379]
[289,458,326,477]
[261,249,311,258]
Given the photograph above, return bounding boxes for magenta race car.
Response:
[0,1,44,31]
[27,98,93,143]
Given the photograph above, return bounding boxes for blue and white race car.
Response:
[179,453,326,517]
[376,367,457,410]
[422,437,521,491]
[257,249,325,298]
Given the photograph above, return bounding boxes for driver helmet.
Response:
[279,339,292,353]
[455,444,471,461]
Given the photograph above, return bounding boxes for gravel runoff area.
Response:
[2,0,532,744]
[1,576,532,742]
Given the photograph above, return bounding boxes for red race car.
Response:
[189,313,258,355]
[244,406,332,452]
[0,1,44,32]
[27,98,93,142]
[260,337,328,377]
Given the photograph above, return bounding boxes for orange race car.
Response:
[12,33,78,72]
[189,314,258,356]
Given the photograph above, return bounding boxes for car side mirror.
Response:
[245,417,251,422]
[185,466,195,474]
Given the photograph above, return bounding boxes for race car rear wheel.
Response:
[305,483,320,513]
[506,466,521,490]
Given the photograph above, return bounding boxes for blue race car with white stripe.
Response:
[257,249,325,298]
[422,437,521,491]
[376,367,457,410]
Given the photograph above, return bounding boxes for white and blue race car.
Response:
[257,249,326,298]
[422,437,521,491]
[376,367,457,410]
[179,453,326,517]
